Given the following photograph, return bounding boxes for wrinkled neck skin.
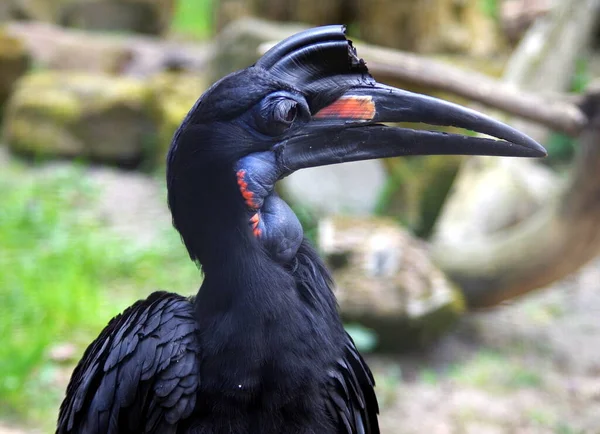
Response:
[234,151,303,264]
[191,149,322,309]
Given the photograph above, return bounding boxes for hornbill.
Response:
[57,26,546,434]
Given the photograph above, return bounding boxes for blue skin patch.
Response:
[235,152,303,264]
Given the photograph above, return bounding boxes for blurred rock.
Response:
[48,342,77,363]
[2,71,156,165]
[280,161,387,216]
[0,29,29,109]
[148,71,208,165]
[60,0,176,35]
[501,0,553,45]
[217,0,503,56]
[7,0,175,34]
[319,215,465,351]
[8,0,63,22]
[356,0,502,56]
[85,165,171,246]
[216,0,253,31]
[5,22,211,76]
[211,17,306,81]
[216,0,343,32]
[250,0,343,27]
[0,2,12,22]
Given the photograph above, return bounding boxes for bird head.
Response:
[167,25,545,268]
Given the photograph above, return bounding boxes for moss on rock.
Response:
[2,71,156,165]
[0,29,30,109]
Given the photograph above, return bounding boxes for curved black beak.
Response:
[276,84,547,175]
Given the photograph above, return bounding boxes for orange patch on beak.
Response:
[314,96,375,120]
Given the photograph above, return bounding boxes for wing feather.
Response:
[57,291,200,434]
[325,334,380,434]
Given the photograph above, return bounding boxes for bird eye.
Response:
[254,93,305,136]
[274,99,298,125]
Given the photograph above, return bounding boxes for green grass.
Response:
[0,161,198,425]
[171,0,214,39]
[448,350,543,392]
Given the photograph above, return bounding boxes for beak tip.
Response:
[526,140,548,158]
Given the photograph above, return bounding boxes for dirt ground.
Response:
[2,161,599,433]
[373,259,600,434]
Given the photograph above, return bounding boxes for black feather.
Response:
[57,292,200,434]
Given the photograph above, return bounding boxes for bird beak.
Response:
[276,84,547,175]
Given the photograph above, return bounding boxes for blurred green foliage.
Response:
[0,162,198,424]
[171,0,214,39]
[545,57,591,165]
[479,0,499,20]
[344,323,379,353]
[571,57,592,94]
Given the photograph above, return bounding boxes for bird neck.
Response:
[196,246,293,314]
[194,236,341,329]
[193,240,346,404]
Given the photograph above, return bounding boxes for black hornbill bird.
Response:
[57,26,546,434]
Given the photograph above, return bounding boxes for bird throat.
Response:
[235,152,303,264]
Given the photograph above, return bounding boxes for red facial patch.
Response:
[250,213,261,237]
[236,169,259,209]
[314,96,376,120]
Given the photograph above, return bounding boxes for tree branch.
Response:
[355,44,587,137]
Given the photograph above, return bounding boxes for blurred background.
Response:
[0,0,599,432]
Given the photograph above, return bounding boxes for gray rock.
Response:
[60,0,175,35]
[0,2,12,22]
[211,18,307,81]
[319,215,465,351]
[5,22,211,77]
[281,161,387,216]
[7,0,175,35]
